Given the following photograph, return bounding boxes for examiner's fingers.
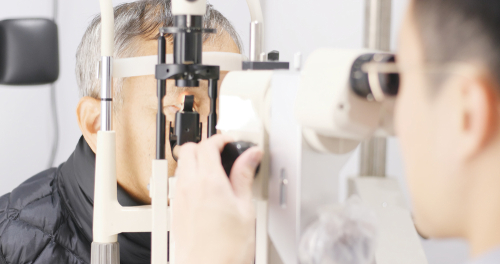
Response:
[197,134,234,175]
[229,147,263,200]
[176,142,198,179]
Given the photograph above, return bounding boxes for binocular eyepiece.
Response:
[350,53,399,102]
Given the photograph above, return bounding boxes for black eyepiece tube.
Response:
[207,79,218,137]
[350,53,399,101]
[173,15,203,65]
[156,34,167,159]
[174,95,202,145]
[158,34,166,64]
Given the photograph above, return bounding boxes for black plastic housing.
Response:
[173,15,202,65]
[174,111,201,145]
[0,19,59,85]
[242,61,290,70]
[173,15,203,87]
[156,15,219,159]
[172,95,202,146]
[350,53,399,100]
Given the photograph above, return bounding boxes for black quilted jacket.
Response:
[0,137,152,264]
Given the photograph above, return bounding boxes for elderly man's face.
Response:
[113,33,239,203]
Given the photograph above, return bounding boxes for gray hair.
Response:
[76,0,243,102]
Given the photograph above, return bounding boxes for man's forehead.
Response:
[398,6,425,65]
[133,31,240,57]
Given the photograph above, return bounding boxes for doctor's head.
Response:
[396,0,500,251]
[74,0,241,204]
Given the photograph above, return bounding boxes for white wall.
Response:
[0,0,468,263]
[0,0,55,196]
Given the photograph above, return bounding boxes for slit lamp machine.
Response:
[91,0,428,264]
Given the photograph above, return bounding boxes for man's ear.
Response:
[76,97,101,153]
[459,70,499,160]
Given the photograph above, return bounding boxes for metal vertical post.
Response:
[360,0,392,176]
[250,21,264,61]
[207,79,218,138]
[100,57,113,132]
[156,34,167,160]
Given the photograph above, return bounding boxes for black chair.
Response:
[0,18,59,85]
[0,18,60,167]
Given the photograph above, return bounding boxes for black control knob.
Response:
[221,141,259,177]
[268,50,280,62]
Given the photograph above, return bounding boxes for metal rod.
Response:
[100,56,113,131]
[48,0,60,168]
[364,0,392,51]
[360,0,392,176]
[47,84,59,168]
[207,79,218,138]
[52,0,58,22]
[156,35,167,160]
[250,21,264,62]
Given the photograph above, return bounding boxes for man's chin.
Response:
[413,215,432,239]
[413,210,451,239]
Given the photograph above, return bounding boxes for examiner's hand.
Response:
[172,135,263,264]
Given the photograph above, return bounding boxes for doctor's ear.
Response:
[76,96,101,153]
[458,69,500,160]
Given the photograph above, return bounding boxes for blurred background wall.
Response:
[0,0,469,263]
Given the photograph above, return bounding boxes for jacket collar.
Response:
[57,136,152,263]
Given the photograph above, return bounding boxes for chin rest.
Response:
[0,18,59,85]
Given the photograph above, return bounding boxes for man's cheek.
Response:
[394,85,412,141]
[395,88,424,184]
[394,97,404,137]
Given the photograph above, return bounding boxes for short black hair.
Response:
[413,0,500,85]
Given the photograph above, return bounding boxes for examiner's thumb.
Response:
[229,147,263,200]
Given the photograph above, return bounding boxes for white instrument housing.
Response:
[218,70,273,200]
[172,0,207,16]
[296,49,381,139]
[218,49,426,264]
[293,48,396,153]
